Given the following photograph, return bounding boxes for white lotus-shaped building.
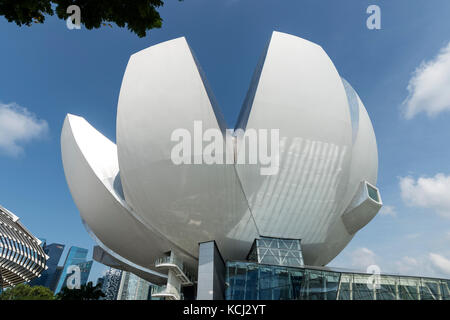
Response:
[61,31,382,285]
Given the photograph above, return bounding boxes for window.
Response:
[366,183,380,202]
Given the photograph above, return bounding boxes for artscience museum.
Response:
[61,31,450,300]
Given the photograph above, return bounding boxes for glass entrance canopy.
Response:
[247,237,304,268]
[225,261,450,300]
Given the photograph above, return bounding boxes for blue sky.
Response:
[1,0,450,283]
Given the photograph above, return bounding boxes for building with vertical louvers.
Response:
[0,205,48,288]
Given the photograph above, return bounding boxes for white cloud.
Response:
[400,173,450,218]
[331,245,450,278]
[0,102,48,157]
[389,254,450,278]
[379,205,396,217]
[429,253,450,275]
[391,255,443,278]
[393,256,420,275]
[349,247,378,271]
[403,42,450,119]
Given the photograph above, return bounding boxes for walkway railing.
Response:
[151,285,181,300]
[155,254,195,285]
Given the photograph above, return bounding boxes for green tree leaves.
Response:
[0,283,55,300]
[0,0,169,37]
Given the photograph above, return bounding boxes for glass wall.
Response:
[226,261,339,300]
[118,271,151,300]
[247,237,304,268]
[54,246,91,293]
[226,261,450,300]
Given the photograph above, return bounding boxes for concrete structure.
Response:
[61,31,385,299]
[0,205,48,288]
[196,241,226,300]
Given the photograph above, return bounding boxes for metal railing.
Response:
[155,255,195,284]
[151,285,181,300]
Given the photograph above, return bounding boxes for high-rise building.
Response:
[96,276,104,288]
[117,271,151,300]
[59,260,93,289]
[29,242,65,291]
[51,266,63,292]
[54,246,92,293]
[0,205,48,289]
[100,267,122,300]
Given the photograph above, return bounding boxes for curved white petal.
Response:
[92,245,167,285]
[234,31,353,264]
[61,114,194,274]
[312,79,381,265]
[338,79,381,234]
[116,37,259,260]
[344,79,379,189]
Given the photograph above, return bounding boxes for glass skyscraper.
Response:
[100,268,123,300]
[29,242,65,291]
[59,260,93,289]
[117,271,151,300]
[54,246,92,293]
